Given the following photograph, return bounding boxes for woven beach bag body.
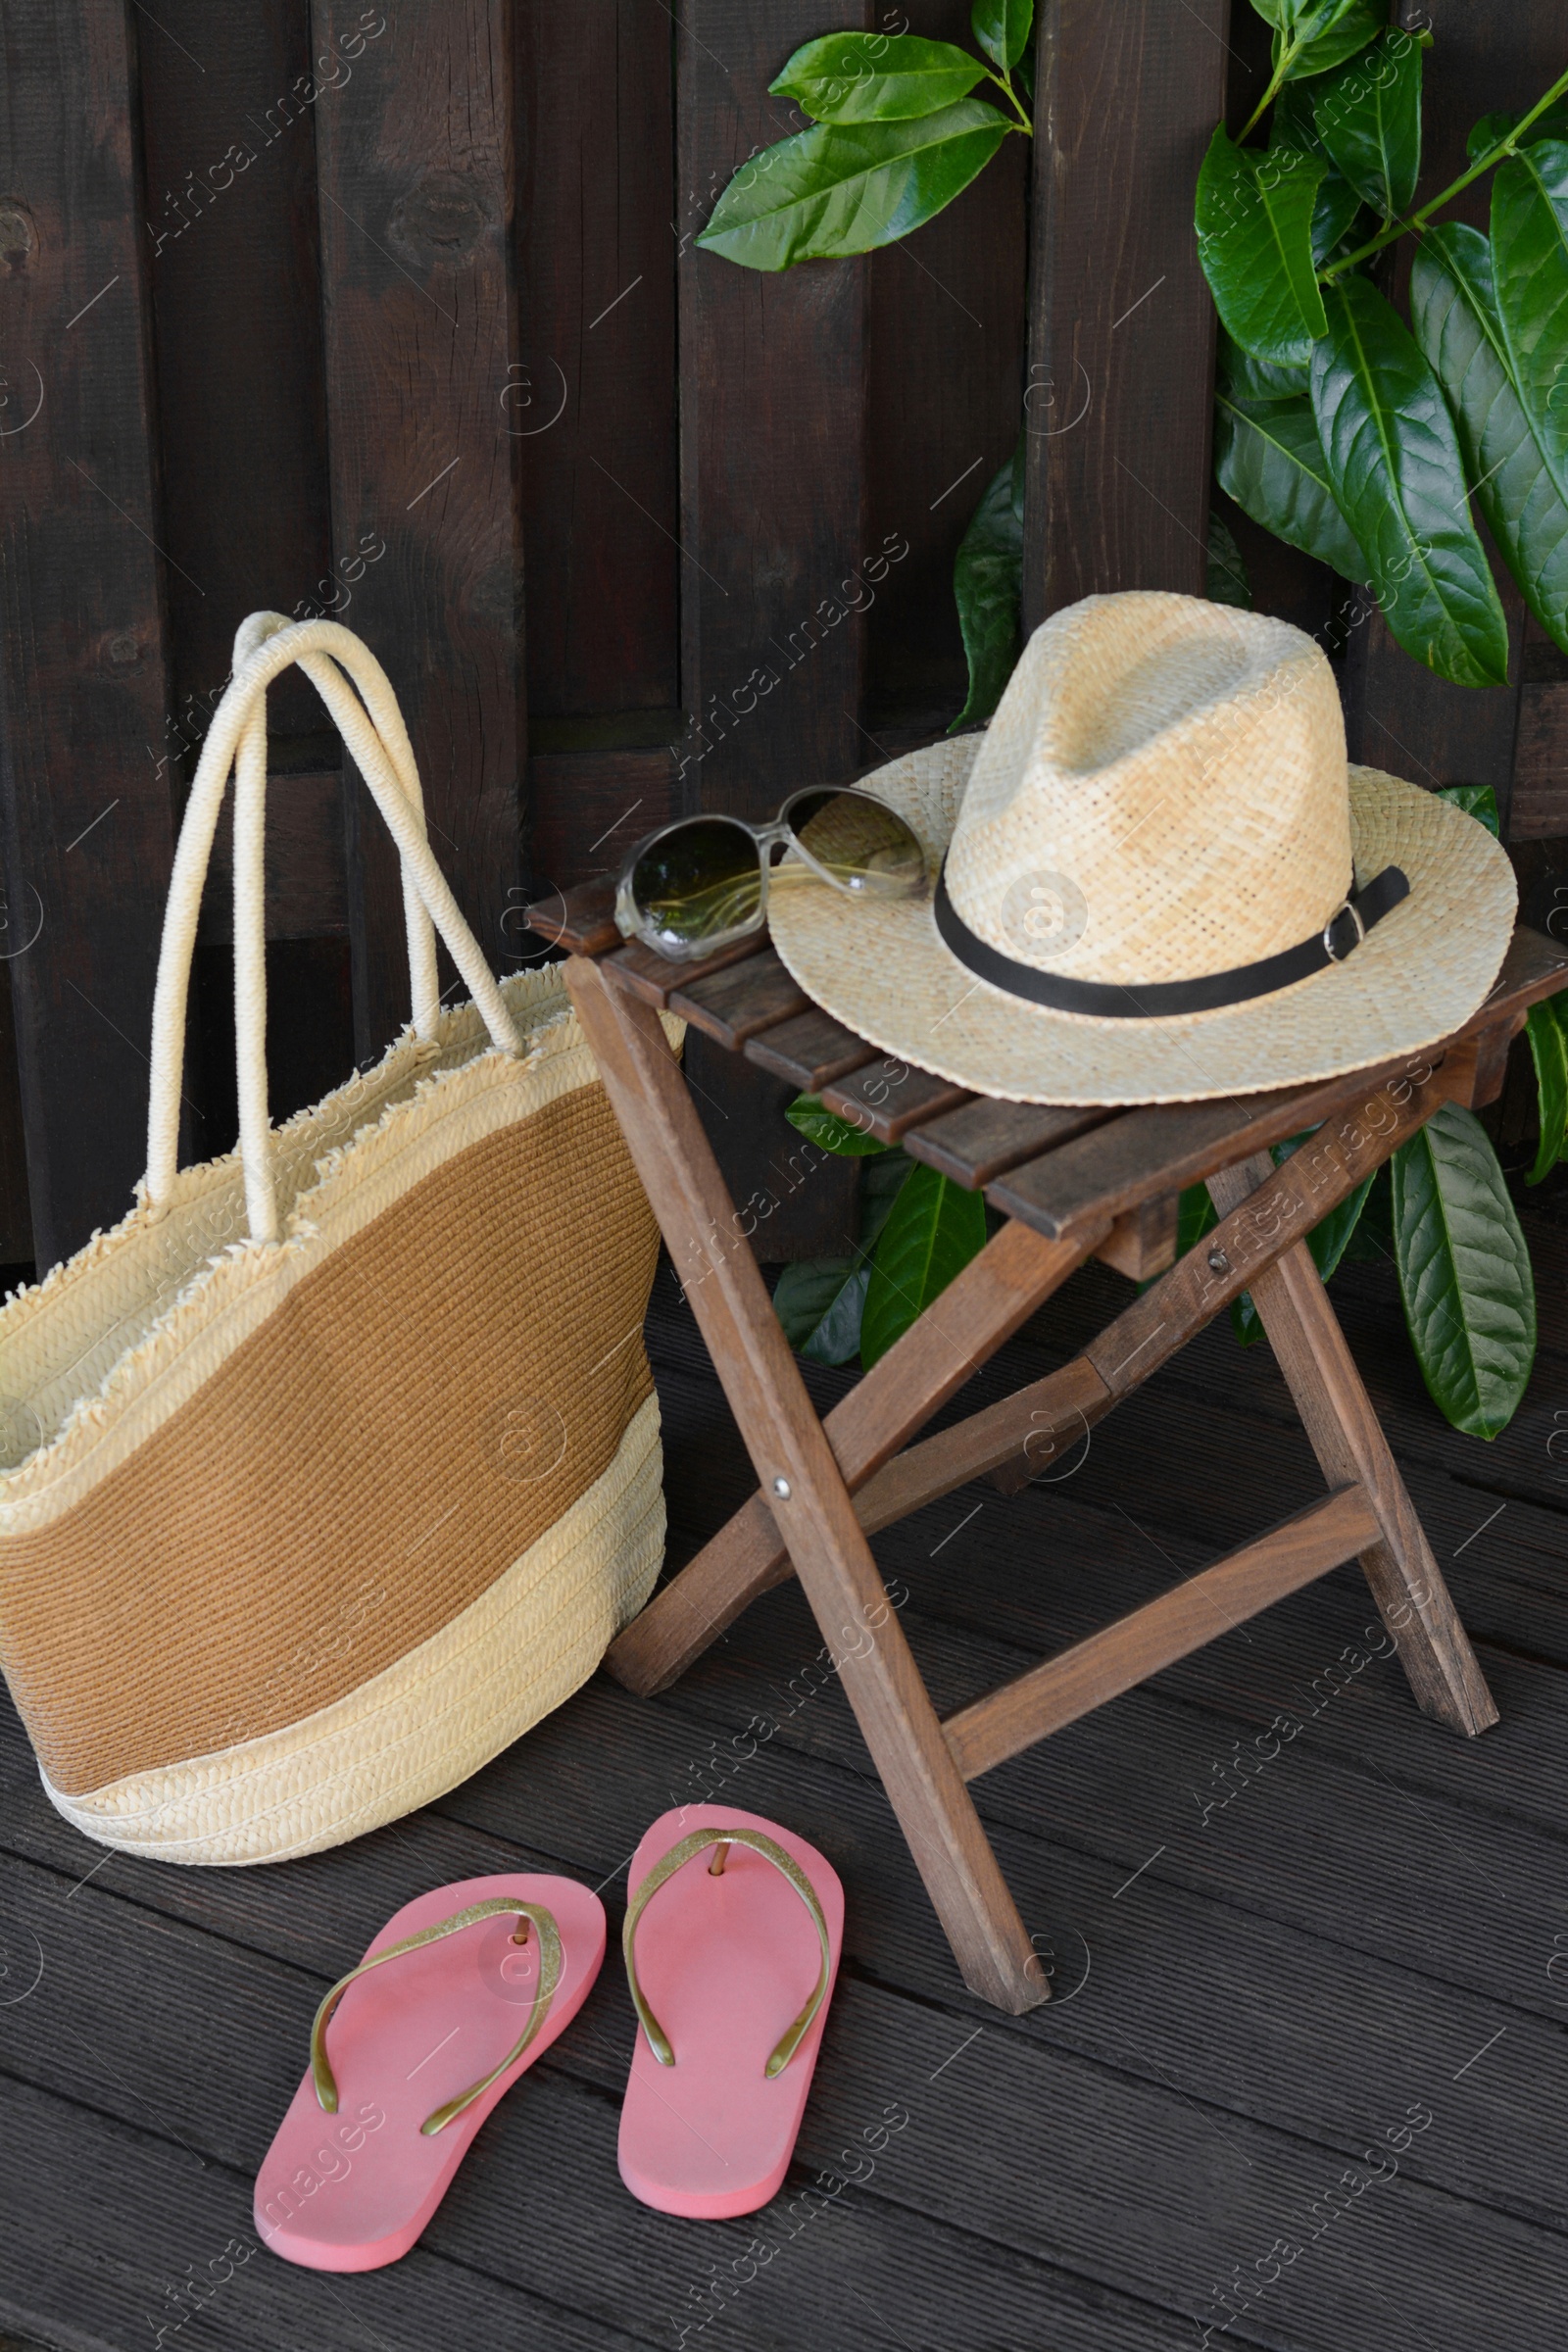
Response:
[0,616,670,1865]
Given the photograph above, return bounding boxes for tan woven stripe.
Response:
[0,1084,658,1795]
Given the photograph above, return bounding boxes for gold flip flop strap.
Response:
[310,1896,563,2137]
[622,1827,830,2079]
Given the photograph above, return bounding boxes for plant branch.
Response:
[987,70,1033,135]
[1320,61,1568,282]
[1237,0,1348,141]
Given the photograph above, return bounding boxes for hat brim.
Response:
[768,741,1516,1106]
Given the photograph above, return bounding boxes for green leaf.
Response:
[697,100,1012,270]
[971,0,1033,74]
[1144,1182,1216,1294]
[1412,225,1568,662]
[1197,126,1329,365]
[1311,28,1423,220]
[859,1147,913,1246]
[1468,102,1568,164]
[773,1256,867,1363]
[950,435,1024,730]
[1493,144,1568,541]
[1343,1161,1394,1262]
[1214,391,1370,581]
[786,1093,892,1155]
[1276,0,1386,84]
[1207,512,1252,608]
[1310,275,1511,687]
[1525,995,1568,1183]
[771,33,989,123]
[860,1161,987,1368]
[1391,1102,1536,1439]
[1217,325,1310,402]
[1433,780,1501,838]
[1267,103,1370,262]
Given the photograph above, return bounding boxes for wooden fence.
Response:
[0,0,1563,1274]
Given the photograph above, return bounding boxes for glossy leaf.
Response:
[1207,512,1252,608]
[1214,391,1370,581]
[786,1093,891,1156]
[1391,1103,1536,1439]
[1468,101,1568,164]
[1197,127,1329,365]
[1312,29,1423,220]
[1216,326,1309,402]
[1433,780,1500,839]
[1275,0,1386,83]
[698,101,1012,270]
[1413,223,1568,661]
[1493,144,1568,501]
[1269,99,1370,262]
[1525,995,1568,1184]
[771,33,989,123]
[860,1161,987,1368]
[1310,275,1511,686]
[951,436,1024,730]
[773,1255,867,1364]
[972,0,1033,74]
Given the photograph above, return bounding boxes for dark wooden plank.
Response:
[136,1,333,755]
[523,876,616,956]
[0,0,178,1267]
[905,1097,1113,1188]
[516,0,677,718]
[602,929,766,1010]
[313,0,523,1061]
[526,746,678,901]
[1022,1,1228,629]
[863,0,1028,731]
[1094,1189,1179,1283]
[820,1055,972,1143]
[745,1004,876,1089]
[987,1083,1336,1239]
[677,0,870,824]
[1511,683,1568,842]
[197,768,348,944]
[667,945,808,1049]
[944,1484,1383,1779]
[675,2,874,1257]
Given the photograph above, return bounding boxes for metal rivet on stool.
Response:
[1207,1246,1230,1273]
[772,1476,791,1498]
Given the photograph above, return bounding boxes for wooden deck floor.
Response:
[1,1209,1566,2352]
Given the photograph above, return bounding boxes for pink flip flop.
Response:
[255,1873,605,2270]
[617,1804,844,2219]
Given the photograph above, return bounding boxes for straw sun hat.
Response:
[769,591,1516,1106]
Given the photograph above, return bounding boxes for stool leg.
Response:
[567,956,1049,2011]
[1207,1157,1497,1737]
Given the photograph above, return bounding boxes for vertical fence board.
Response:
[0,0,177,1268]
[136,0,332,760]
[313,0,523,1060]
[1023,0,1228,630]
[865,0,1028,739]
[516,0,677,723]
[675,2,871,1257]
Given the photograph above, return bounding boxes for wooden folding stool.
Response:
[531,881,1568,2017]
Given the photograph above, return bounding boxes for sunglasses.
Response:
[614,787,929,961]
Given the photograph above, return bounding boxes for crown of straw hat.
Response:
[768,591,1517,1107]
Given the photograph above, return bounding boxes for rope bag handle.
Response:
[145,613,523,1245]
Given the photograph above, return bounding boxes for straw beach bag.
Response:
[0,615,670,1865]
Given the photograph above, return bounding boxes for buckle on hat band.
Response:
[932,864,1410,1021]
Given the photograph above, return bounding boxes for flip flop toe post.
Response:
[617,1804,845,2220]
[255,1874,605,2270]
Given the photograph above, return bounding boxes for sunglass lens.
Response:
[626,819,762,955]
[786,790,926,899]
